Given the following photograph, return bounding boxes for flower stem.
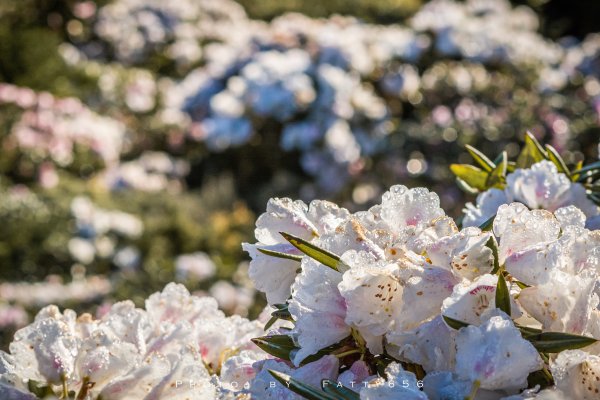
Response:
[76,376,93,400]
[465,380,480,400]
[61,374,69,399]
[334,349,361,358]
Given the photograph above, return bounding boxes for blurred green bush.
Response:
[236,0,423,22]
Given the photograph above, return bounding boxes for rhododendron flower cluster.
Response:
[462,160,600,228]
[0,283,267,399]
[239,144,600,398]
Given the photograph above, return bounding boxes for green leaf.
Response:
[514,280,530,290]
[465,145,495,172]
[516,132,548,168]
[485,151,507,189]
[515,324,542,339]
[252,334,351,365]
[27,380,56,398]
[264,315,279,331]
[478,214,496,232]
[526,332,598,353]
[269,370,338,400]
[545,145,570,177]
[506,161,517,173]
[450,164,489,191]
[455,177,481,195]
[252,335,296,361]
[322,380,360,400]
[264,303,293,331]
[495,273,511,315]
[271,303,293,321]
[258,247,303,262]
[485,235,500,273]
[443,315,470,330]
[571,160,585,181]
[572,160,600,176]
[577,170,600,183]
[280,232,342,271]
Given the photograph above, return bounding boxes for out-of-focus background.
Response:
[0,0,599,348]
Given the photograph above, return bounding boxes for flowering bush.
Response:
[2,137,600,399]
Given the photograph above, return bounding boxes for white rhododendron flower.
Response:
[249,355,339,400]
[243,198,349,304]
[551,350,600,399]
[426,227,494,280]
[454,312,543,391]
[422,371,471,399]
[518,270,598,334]
[442,274,499,325]
[289,258,349,365]
[387,315,457,372]
[493,203,561,263]
[359,362,428,399]
[463,161,600,227]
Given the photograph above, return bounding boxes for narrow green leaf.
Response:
[252,335,296,361]
[589,192,600,206]
[486,151,507,189]
[443,315,470,330]
[576,169,600,183]
[263,304,294,331]
[515,324,542,338]
[269,370,338,400]
[280,232,342,271]
[526,332,597,353]
[517,132,548,168]
[545,145,570,177]
[514,280,530,290]
[450,164,489,191]
[506,161,517,173]
[571,160,585,181]
[465,145,495,172]
[495,273,511,315]
[272,304,293,321]
[572,160,600,176]
[322,380,360,400]
[264,315,279,331]
[485,235,500,273]
[258,247,303,262]
[252,334,351,365]
[455,177,480,195]
[478,214,496,232]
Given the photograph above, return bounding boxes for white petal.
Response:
[518,270,598,334]
[462,188,508,227]
[426,227,494,280]
[387,316,456,372]
[379,185,445,232]
[359,363,428,399]
[243,243,301,304]
[442,274,499,325]
[493,203,560,263]
[289,258,349,365]
[339,253,402,337]
[145,283,224,327]
[455,313,543,391]
[551,350,600,399]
